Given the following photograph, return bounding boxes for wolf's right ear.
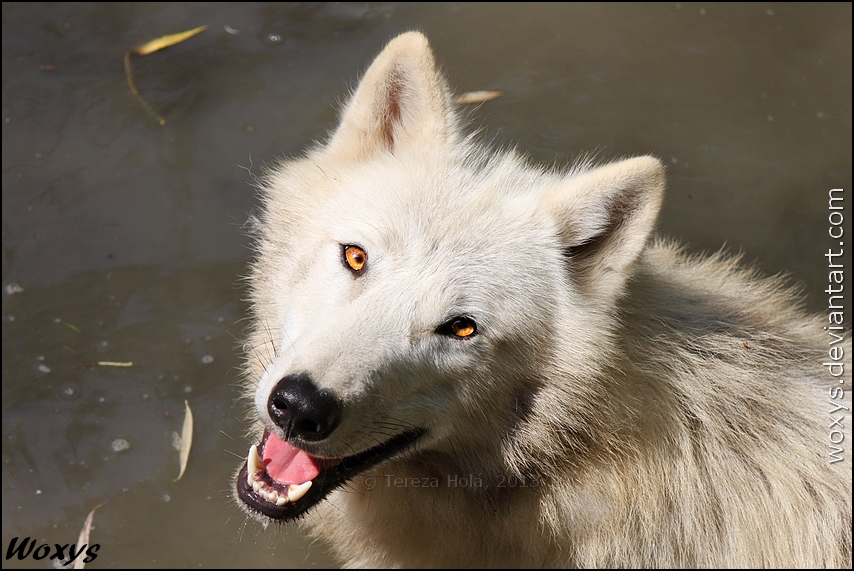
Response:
[542,156,665,306]
[324,32,459,161]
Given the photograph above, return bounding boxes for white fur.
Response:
[239,32,852,567]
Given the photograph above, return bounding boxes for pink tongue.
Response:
[262,432,321,486]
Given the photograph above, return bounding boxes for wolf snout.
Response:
[268,373,342,442]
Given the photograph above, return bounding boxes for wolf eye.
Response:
[437,316,478,339]
[343,245,367,275]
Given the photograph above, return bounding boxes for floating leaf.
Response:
[63,322,82,333]
[174,400,193,481]
[134,25,208,56]
[455,90,503,104]
[96,361,133,367]
[74,503,104,569]
[124,25,207,126]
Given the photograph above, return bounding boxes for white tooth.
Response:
[248,444,263,473]
[252,479,263,493]
[276,495,288,506]
[287,481,312,503]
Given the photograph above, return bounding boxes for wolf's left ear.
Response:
[542,156,665,305]
[325,32,458,161]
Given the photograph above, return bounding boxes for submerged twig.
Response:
[124,25,207,126]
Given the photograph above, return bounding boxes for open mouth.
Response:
[236,427,425,520]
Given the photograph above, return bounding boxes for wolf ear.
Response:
[325,32,458,161]
[543,156,665,304]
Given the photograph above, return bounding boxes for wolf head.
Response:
[236,32,664,521]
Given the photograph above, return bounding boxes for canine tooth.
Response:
[287,481,312,502]
[248,444,263,473]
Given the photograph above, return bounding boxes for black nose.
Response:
[267,373,342,442]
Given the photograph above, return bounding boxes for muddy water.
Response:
[2,3,850,568]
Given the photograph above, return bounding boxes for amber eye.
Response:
[438,316,478,339]
[343,245,367,274]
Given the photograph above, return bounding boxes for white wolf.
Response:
[235,32,852,567]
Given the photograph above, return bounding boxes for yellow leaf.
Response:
[174,400,193,481]
[135,25,207,56]
[124,25,205,126]
[454,90,503,104]
[96,361,133,367]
